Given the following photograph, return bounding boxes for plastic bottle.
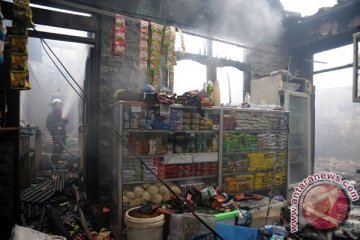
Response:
[245,92,251,103]
[212,81,221,106]
[207,81,213,95]
[260,225,287,236]
[211,135,217,152]
[202,82,207,92]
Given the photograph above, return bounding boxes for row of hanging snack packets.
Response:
[139,20,148,70]
[10,0,33,90]
[112,14,126,56]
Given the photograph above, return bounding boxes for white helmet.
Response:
[51,98,62,106]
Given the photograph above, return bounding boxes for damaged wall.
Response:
[98,16,148,201]
[247,43,289,81]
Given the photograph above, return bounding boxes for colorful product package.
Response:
[10,0,31,90]
[10,53,28,71]
[112,14,126,56]
[148,22,164,88]
[139,20,148,69]
[10,70,30,89]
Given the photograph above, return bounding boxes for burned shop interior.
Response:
[1,0,360,239]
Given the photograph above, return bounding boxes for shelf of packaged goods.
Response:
[123,129,219,134]
[164,152,218,164]
[123,152,219,163]
[223,168,286,177]
[223,149,287,155]
[223,129,287,133]
[169,104,221,111]
[123,175,217,185]
[123,154,166,159]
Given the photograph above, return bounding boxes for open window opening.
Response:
[174,33,245,105]
[314,44,360,176]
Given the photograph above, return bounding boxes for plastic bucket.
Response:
[125,207,165,240]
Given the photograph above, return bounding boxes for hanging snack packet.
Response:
[112,14,126,56]
[11,35,28,53]
[11,53,28,71]
[166,26,176,69]
[148,22,164,88]
[10,0,31,90]
[139,20,148,70]
[149,23,163,72]
[168,69,174,92]
[162,26,170,55]
[10,70,30,89]
[12,21,27,36]
[13,0,34,27]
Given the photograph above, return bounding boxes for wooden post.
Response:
[35,129,42,170]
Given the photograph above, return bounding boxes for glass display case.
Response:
[284,91,311,185]
[220,108,289,197]
[251,73,313,187]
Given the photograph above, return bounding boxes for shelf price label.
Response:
[130,105,142,113]
[193,152,218,163]
[164,153,193,164]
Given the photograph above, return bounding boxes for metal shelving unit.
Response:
[110,101,289,238]
[110,101,221,239]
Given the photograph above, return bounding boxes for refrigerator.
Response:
[251,73,312,187]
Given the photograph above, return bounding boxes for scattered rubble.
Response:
[17,153,112,240]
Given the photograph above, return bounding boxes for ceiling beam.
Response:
[286,0,360,53]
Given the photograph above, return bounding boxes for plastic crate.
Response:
[215,224,262,240]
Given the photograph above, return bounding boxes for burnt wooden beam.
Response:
[313,63,352,74]
[28,30,96,45]
[286,0,360,53]
[33,0,212,32]
[2,1,97,33]
[85,13,101,204]
[176,52,248,71]
[31,0,93,14]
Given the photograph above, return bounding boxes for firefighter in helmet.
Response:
[46,98,69,158]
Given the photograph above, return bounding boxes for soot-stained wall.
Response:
[98,16,148,201]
